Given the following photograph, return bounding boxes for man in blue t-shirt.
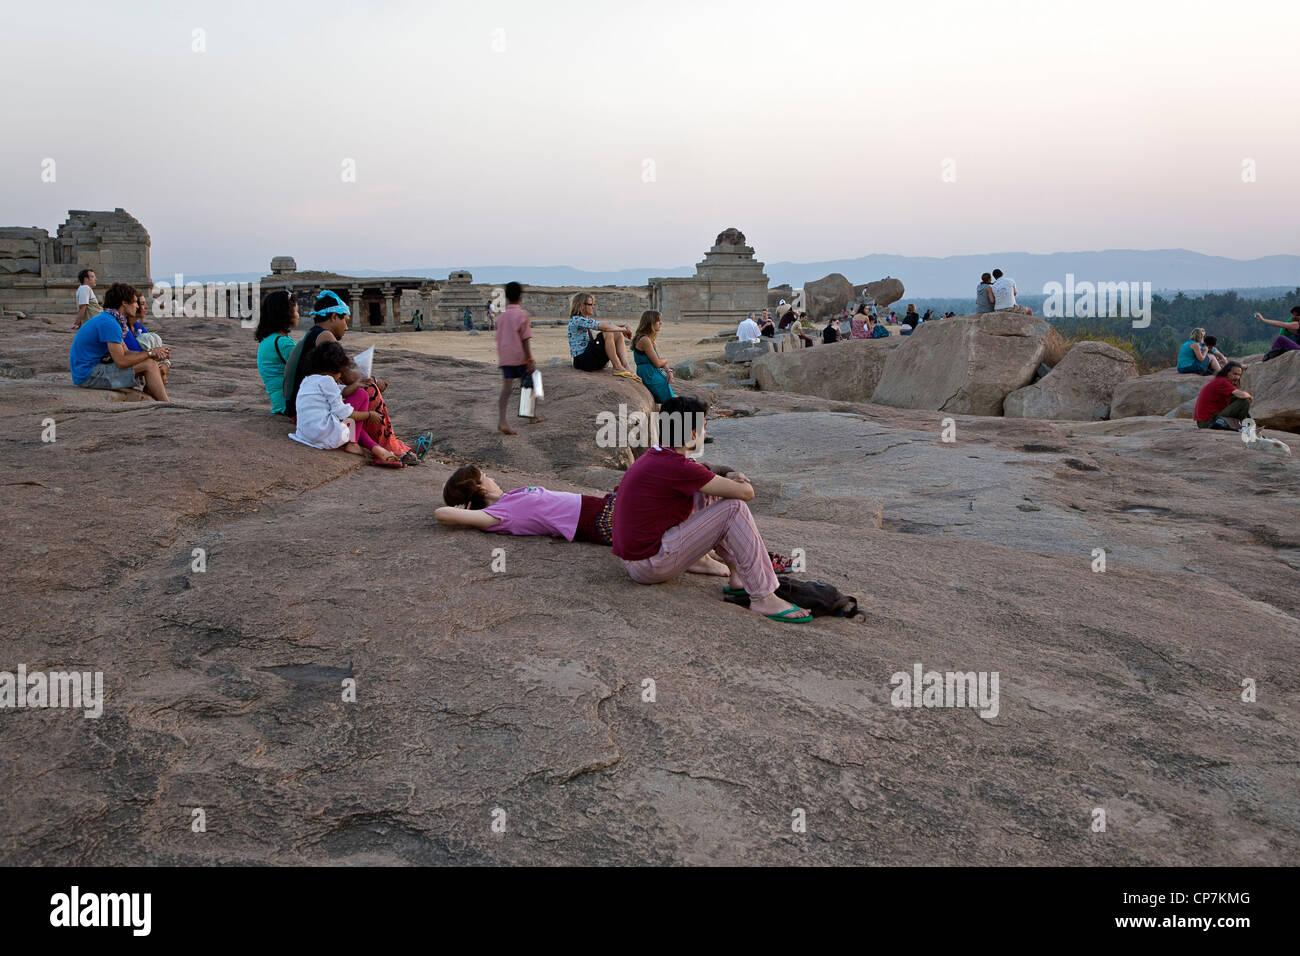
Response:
[68,282,171,401]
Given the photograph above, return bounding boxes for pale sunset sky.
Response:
[3,0,1296,274]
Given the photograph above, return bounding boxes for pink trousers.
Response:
[621,493,778,597]
[343,389,377,450]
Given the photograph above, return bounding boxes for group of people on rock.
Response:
[470,285,815,623]
[68,277,172,401]
[254,289,430,468]
[1184,308,1300,430]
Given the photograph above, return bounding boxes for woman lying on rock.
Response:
[288,342,403,466]
[435,466,616,543]
[434,464,798,575]
[611,396,812,624]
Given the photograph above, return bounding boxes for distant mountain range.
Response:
[189,249,1299,298]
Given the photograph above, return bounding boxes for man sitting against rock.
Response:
[1193,361,1252,430]
[737,312,761,342]
[611,396,811,624]
[68,282,170,401]
[567,292,636,378]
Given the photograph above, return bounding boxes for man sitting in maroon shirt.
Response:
[1193,361,1253,430]
[611,396,811,623]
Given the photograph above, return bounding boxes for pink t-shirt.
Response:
[495,303,532,366]
[483,486,582,540]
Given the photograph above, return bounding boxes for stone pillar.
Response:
[350,285,363,328]
[382,287,395,330]
[421,286,435,332]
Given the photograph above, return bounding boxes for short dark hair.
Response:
[505,281,523,304]
[980,272,992,283]
[102,283,138,310]
[1291,305,1300,316]
[992,269,1003,279]
[256,290,297,341]
[305,341,352,377]
[1203,335,1217,349]
[658,396,709,448]
[443,465,488,509]
[78,269,93,284]
[1215,360,1243,378]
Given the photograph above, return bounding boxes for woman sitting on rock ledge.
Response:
[255,290,297,414]
[632,310,676,404]
[1177,327,1223,375]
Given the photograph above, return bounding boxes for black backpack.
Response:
[726,576,865,620]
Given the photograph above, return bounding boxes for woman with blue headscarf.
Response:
[283,290,352,417]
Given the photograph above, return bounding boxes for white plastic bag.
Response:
[519,382,536,418]
[531,370,544,399]
[353,346,374,379]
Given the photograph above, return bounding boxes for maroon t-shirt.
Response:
[611,447,715,561]
[1193,376,1237,422]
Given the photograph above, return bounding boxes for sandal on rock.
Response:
[765,606,813,624]
[722,586,748,597]
[410,431,433,460]
[399,451,421,466]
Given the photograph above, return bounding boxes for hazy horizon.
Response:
[5,0,1297,276]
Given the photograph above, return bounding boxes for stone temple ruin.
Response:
[260,257,437,331]
[648,228,769,323]
[0,209,151,315]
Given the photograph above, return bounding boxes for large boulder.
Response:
[1242,349,1300,432]
[804,273,856,320]
[855,277,905,311]
[870,312,1067,416]
[752,336,903,402]
[1003,341,1137,421]
[1109,367,1206,419]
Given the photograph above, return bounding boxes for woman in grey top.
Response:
[975,273,995,314]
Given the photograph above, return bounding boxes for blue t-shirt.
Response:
[1177,339,1208,371]
[69,311,125,384]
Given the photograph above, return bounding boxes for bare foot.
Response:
[687,555,730,576]
[498,424,517,435]
[342,442,364,456]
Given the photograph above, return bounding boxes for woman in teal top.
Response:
[631,310,676,404]
[255,290,299,413]
[1176,327,1220,375]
